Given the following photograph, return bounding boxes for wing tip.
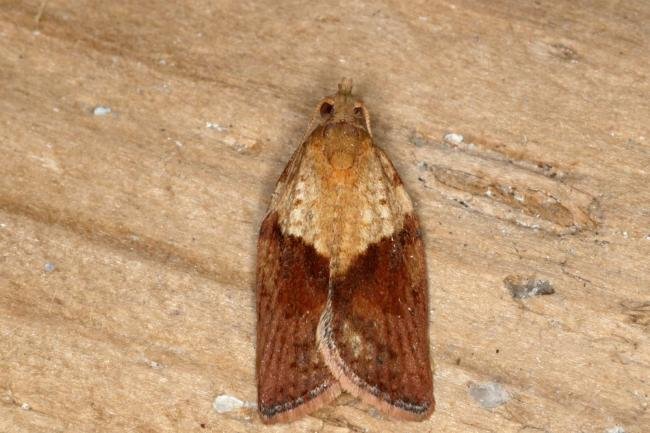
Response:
[258,381,342,424]
[317,306,434,422]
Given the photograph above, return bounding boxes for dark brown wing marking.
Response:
[318,214,434,420]
[256,212,341,423]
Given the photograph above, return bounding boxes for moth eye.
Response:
[320,102,335,118]
[353,106,364,118]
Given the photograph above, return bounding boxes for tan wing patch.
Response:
[274,132,413,276]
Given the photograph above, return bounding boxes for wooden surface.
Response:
[1,1,649,432]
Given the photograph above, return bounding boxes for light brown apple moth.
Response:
[256,79,434,423]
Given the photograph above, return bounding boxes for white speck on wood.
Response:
[469,382,510,409]
[206,122,227,131]
[444,133,464,144]
[93,106,112,116]
[212,394,255,413]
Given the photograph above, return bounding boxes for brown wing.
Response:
[256,211,341,423]
[317,213,434,420]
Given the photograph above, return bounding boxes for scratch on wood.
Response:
[0,196,238,286]
[434,131,567,180]
[619,300,650,331]
[454,134,566,180]
[420,164,597,234]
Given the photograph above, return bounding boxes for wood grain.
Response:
[1,1,648,432]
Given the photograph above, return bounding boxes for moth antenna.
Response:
[338,78,353,96]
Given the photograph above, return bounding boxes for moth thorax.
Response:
[329,151,355,170]
[322,123,368,170]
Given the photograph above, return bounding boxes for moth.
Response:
[256,79,434,423]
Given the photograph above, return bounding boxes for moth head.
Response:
[311,79,374,171]
[316,78,372,136]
